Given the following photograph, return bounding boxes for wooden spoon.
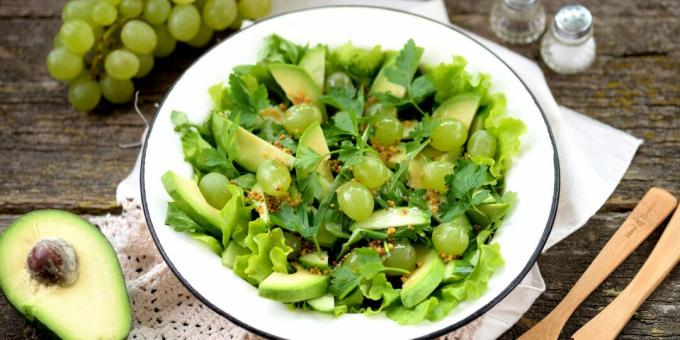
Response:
[518,187,677,340]
[572,204,680,339]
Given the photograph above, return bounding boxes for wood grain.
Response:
[0,0,678,339]
[573,207,680,340]
[520,188,677,340]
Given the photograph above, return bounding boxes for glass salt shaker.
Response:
[540,4,596,75]
[490,0,546,44]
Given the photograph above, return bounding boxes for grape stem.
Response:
[88,20,126,80]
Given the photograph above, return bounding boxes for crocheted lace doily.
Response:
[90,199,481,339]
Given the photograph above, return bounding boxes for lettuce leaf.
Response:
[233,221,292,285]
[188,233,223,255]
[386,297,439,325]
[258,34,308,64]
[360,273,401,314]
[429,56,468,103]
[484,94,527,178]
[219,184,252,247]
[331,41,384,84]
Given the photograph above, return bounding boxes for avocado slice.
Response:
[432,93,481,129]
[211,114,295,172]
[337,287,364,307]
[443,259,473,283]
[221,241,250,269]
[269,63,322,107]
[400,248,445,308]
[370,54,404,98]
[0,210,131,340]
[162,171,223,236]
[299,250,330,270]
[297,122,334,198]
[466,202,511,226]
[350,207,429,230]
[306,294,335,313]
[298,46,326,91]
[407,154,427,189]
[258,269,329,303]
[317,223,339,247]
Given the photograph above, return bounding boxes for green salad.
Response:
[161,35,526,324]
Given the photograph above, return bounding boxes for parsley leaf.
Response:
[439,159,492,222]
[165,202,204,233]
[410,74,435,103]
[270,204,319,242]
[294,145,326,178]
[228,74,270,129]
[383,39,422,88]
[297,172,324,202]
[329,266,361,299]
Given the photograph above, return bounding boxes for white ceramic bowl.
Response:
[141,6,559,339]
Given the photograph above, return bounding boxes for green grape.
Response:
[99,75,135,104]
[283,104,323,137]
[422,161,454,192]
[336,181,374,221]
[106,0,123,5]
[53,34,64,48]
[105,49,140,80]
[366,103,397,117]
[46,47,83,81]
[238,0,271,20]
[283,232,302,260]
[371,116,403,146]
[119,0,143,18]
[198,172,232,209]
[172,0,196,4]
[91,1,117,26]
[121,20,158,54]
[431,118,468,152]
[467,130,497,158]
[187,22,214,48]
[153,24,177,57]
[68,76,101,111]
[144,0,172,25]
[134,54,155,78]
[256,160,292,197]
[167,4,201,42]
[62,0,94,23]
[432,222,469,257]
[203,0,237,30]
[383,240,417,274]
[229,13,244,29]
[325,71,353,90]
[353,156,389,189]
[60,20,95,55]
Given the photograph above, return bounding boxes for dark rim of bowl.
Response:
[140,5,560,340]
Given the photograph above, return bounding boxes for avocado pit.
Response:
[27,237,78,287]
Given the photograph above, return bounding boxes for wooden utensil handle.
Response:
[551,188,676,315]
[519,187,677,340]
[572,206,680,340]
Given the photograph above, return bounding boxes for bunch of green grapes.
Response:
[47,0,272,111]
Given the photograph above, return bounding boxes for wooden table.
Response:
[1,0,678,338]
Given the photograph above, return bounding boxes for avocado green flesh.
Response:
[467,202,510,226]
[298,46,326,91]
[432,93,481,128]
[307,294,335,313]
[351,207,429,230]
[370,54,405,98]
[299,251,330,270]
[162,171,222,236]
[211,114,295,172]
[0,210,131,340]
[337,287,363,306]
[269,63,322,106]
[407,154,427,189]
[221,242,250,269]
[317,223,338,247]
[401,248,445,308]
[297,122,334,183]
[250,184,271,225]
[443,260,473,283]
[258,271,329,303]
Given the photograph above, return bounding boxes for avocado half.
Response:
[0,210,132,340]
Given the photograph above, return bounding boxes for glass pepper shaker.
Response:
[540,4,596,75]
[490,0,546,44]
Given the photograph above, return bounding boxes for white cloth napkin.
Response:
[115,1,642,338]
